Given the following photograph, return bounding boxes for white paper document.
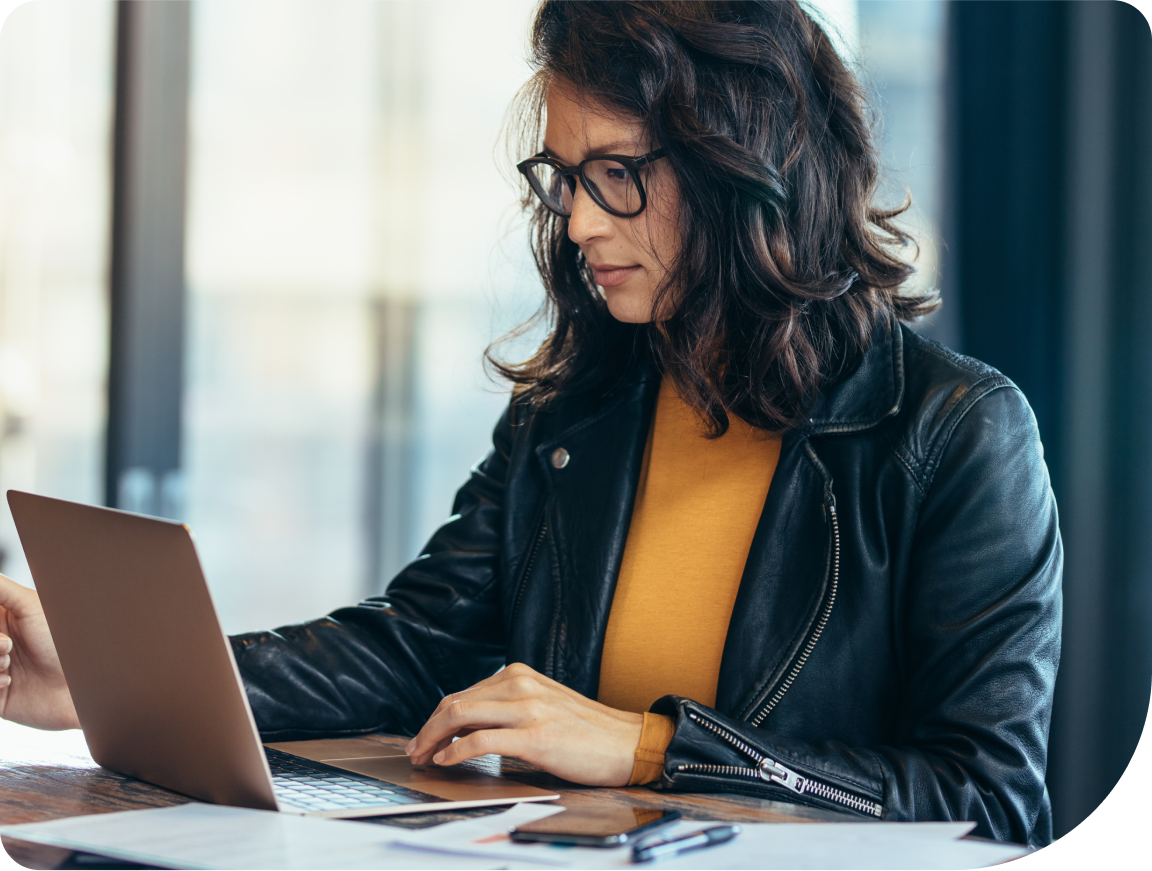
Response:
[391,809,1030,870]
[1,801,1031,870]
[642,822,1030,870]
[0,803,539,870]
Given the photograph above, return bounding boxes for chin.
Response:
[603,288,656,324]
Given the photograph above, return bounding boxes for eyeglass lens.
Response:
[524,159,642,217]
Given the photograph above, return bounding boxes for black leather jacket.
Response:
[232,319,1062,846]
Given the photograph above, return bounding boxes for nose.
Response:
[566,179,614,247]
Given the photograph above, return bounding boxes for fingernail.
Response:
[0,675,10,688]
[0,637,10,653]
[433,751,445,764]
[405,741,415,755]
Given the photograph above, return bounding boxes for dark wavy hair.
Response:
[488,0,938,435]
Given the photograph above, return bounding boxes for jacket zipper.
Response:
[677,710,882,818]
[748,494,841,727]
[509,514,547,628]
[689,482,874,816]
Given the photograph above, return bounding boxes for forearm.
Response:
[231,549,508,740]
[232,604,499,740]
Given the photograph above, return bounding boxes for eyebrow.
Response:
[541,139,645,163]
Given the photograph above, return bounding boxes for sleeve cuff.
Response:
[628,712,675,786]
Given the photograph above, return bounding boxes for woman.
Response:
[0,0,1060,847]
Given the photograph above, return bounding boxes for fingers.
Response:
[423,665,538,719]
[418,727,476,765]
[409,680,552,757]
[0,574,36,613]
[432,727,534,767]
[406,662,634,775]
[406,664,645,786]
[409,667,551,755]
[0,634,9,688]
[0,573,24,598]
[409,699,536,764]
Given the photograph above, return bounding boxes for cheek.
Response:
[653,213,681,267]
[641,188,681,269]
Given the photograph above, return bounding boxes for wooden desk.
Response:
[0,719,851,869]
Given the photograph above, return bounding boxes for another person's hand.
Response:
[0,573,80,730]
[405,662,643,786]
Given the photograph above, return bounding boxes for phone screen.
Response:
[511,806,680,845]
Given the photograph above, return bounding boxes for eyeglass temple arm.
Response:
[632,148,667,169]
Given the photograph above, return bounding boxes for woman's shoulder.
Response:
[900,323,1015,395]
[898,323,1031,424]
[892,323,1044,492]
[899,321,1017,404]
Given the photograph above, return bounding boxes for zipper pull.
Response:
[759,758,808,795]
[821,493,836,523]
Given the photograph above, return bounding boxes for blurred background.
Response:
[0,0,1146,841]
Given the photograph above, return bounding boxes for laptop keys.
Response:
[264,746,437,812]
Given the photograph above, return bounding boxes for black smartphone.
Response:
[510,806,682,848]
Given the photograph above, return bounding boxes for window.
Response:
[0,1,115,584]
[184,0,541,632]
[0,0,946,635]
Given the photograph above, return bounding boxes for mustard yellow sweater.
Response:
[598,377,782,784]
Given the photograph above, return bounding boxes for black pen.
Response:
[631,824,742,863]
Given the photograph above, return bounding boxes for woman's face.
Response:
[542,84,680,324]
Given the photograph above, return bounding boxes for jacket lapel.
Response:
[715,432,831,719]
[718,317,905,719]
[535,371,659,698]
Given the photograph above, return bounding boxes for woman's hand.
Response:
[0,574,80,730]
[405,662,643,787]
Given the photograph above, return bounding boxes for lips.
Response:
[589,263,641,287]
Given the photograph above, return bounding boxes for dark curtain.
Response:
[945,0,1152,839]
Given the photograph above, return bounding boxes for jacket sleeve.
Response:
[229,401,517,741]
[653,383,1063,847]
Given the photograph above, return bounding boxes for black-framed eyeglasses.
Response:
[516,148,667,218]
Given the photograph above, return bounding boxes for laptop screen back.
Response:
[7,490,277,810]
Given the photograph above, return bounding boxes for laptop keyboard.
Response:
[265,746,439,813]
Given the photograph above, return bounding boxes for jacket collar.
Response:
[804,315,905,435]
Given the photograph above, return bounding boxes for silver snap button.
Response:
[551,447,570,469]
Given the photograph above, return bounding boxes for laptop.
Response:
[7,490,559,818]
